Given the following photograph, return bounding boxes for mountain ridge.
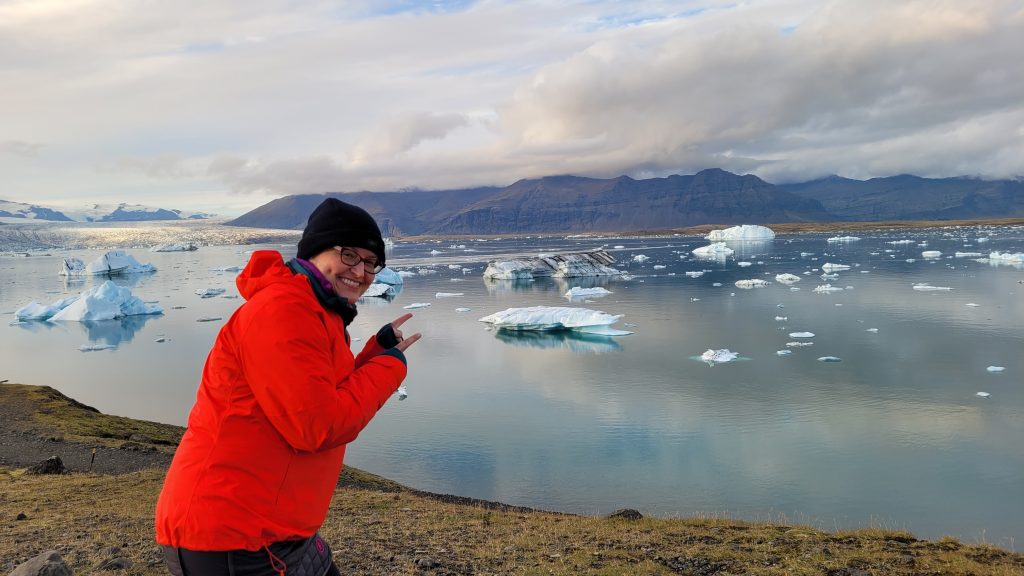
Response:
[226,168,1024,235]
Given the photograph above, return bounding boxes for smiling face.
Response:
[308,246,377,304]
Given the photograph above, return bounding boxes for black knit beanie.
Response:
[296,198,386,266]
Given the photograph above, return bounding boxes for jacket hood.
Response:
[236,250,302,300]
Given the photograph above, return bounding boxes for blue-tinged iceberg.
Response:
[15,280,163,322]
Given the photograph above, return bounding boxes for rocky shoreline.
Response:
[3,382,1024,575]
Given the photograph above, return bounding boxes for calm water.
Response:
[2,225,1022,547]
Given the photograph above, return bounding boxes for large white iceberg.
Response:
[60,250,156,276]
[706,225,775,241]
[692,242,734,258]
[479,306,632,335]
[15,280,163,322]
[484,250,621,280]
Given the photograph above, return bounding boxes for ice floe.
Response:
[692,242,734,258]
[818,356,842,362]
[195,288,226,298]
[821,263,851,272]
[60,251,156,276]
[922,251,942,258]
[955,252,983,258]
[827,236,861,243]
[775,273,801,284]
[403,302,431,309]
[976,392,991,398]
[776,350,792,356]
[632,255,649,263]
[483,250,621,280]
[700,349,738,365]
[988,251,1024,265]
[565,287,613,299]
[911,283,953,291]
[478,306,632,335]
[734,279,770,289]
[986,366,1005,373]
[706,224,775,241]
[813,284,844,293]
[789,332,815,338]
[435,292,464,298]
[15,280,163,322]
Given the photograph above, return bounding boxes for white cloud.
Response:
[1,0,1021,214]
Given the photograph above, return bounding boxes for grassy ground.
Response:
[2,383,1023,575]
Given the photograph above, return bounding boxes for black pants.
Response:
[162,533,341,576]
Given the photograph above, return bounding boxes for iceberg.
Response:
[479,306,631,335]
[483,249,620,280]
[60,251,156,276]
[17,280,162,322]
[692,242,734,258]
[564,287,613,299]
[700,349,738,365]
[775,273,801,284]
[989,251,1024,264]
[360,283,395,299]
[734,279,770,289]
[149,242,197,252]
[820,262,851,272]
[706,225,775,241]
[373,266,404,286]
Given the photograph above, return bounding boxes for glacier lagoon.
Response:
[1,222,1022,547]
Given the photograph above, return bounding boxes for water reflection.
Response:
[15,314,158,346]
[484,275,619,295]
[721,239,773,258]
[491,328,624,354]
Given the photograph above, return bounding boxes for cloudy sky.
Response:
[2,0,1022,216]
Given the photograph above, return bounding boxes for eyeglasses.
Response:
[333,246,384,274]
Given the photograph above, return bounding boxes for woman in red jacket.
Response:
[156,198,420,575]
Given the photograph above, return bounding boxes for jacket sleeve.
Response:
[238,295,407,453]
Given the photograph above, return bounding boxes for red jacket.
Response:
[155,250,406,551]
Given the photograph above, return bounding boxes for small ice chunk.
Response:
[701,349,738,365]
[565,287,613,299]
[821,263,851,272]
[155,337,167,343]
[737,261,752,267]
[966,303,980,307]
[712,282,722,286]
[403,302,432,310]
[455,307,471,313]
[632,255,650,262]
[196,316,222,322]
[734,279,770,289]
[986,366,1005,373]
[866,328,878,333]
[776,350,792,356]
[196,288,226,298]
[786,341,814,347]
[955,252,983,258]
[789,332,815,338]
[817,356,842,362]
[912,283,953,291]
[692,243,734,257]
[653,264,666,270]
[775,316,787,321]
[827,236,861,243]
[210,266,242,272]
[813,284,844,293]
[395,385,408,400]
[435,292,464,298]
[79,344,118,352]
[922,251,942,258]
[976,392,991,398]
[429,249,443,255]
[775,273,801,284]
[685,271,704,278]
